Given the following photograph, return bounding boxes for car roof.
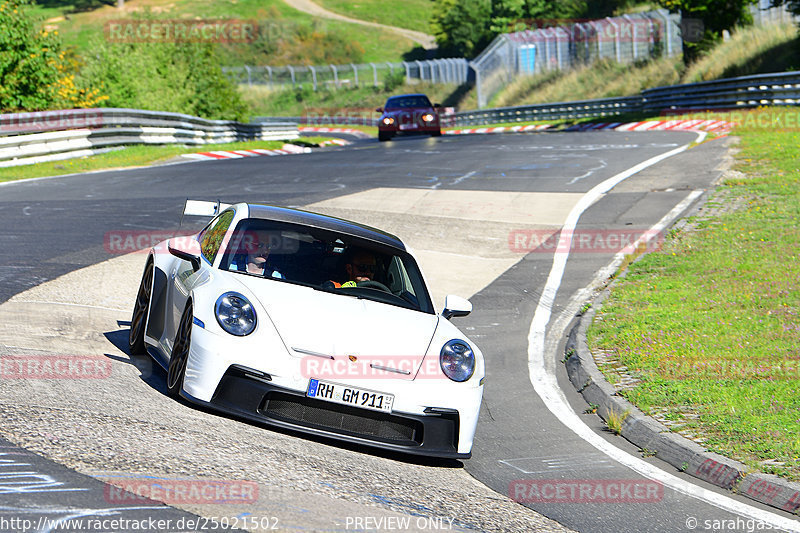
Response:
[246,204,406,251]
[387,93,428,99]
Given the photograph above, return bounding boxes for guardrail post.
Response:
[244,65,252,86]
[266,66,273,86]
[371,62,378,87]
[288,65,296,87]
[351,63,359,87]
[403,61,410,79]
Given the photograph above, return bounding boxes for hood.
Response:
[384,107,437,120]
[234,276,440,379]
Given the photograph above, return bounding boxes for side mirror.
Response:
[168,238,202,271]
[442,295,472,320]
[375,107,383,113]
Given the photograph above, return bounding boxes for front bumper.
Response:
[379,124,440,137]
[184,365,469,459]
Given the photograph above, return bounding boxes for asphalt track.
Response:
[0,131,797,532]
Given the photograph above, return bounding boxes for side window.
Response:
[199,210,235,264]
[386,256,415,297]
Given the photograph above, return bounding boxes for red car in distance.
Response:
[376,93,442,142]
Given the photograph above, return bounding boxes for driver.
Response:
[342,250,377,287]
[324,249,377,289]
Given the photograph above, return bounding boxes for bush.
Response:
[383,68,405,91]
[0,0,106,111]
[77,14,248,121]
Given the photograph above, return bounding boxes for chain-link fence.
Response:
[751,0,800,25]
[471,9,683,108]
[223,58,470,90]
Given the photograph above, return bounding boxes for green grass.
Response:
[241,80,475,117]
[588,108,800,482]
[0,137,330,183]
[301,123,377,135]
[31,0,419,64]
[315,0,433,33]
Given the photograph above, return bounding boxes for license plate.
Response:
[399,123,418,130]
[307,379,394,413]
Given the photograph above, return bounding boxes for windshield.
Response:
[219,219,434,314]
[385,95,432,109]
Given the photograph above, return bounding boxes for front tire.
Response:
[167,301,192,398]
[129,260,153,355]
[378,131,393,142]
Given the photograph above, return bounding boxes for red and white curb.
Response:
[298,126,372,139]
[182,143,312,161]
[444,124,553,135]
[566,119,735,135]
[442,119,734,137]
[318,138,351,147]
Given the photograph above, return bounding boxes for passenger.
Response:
[232,230,284,279]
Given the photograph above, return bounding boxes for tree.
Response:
[657,0,759,63]
[431,0,492,58]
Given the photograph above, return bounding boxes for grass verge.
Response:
[301,123,377,135]
[315,0,433,33]
[588,108,800,482]
[0,138,331,183]
[31,0,418,64]
[241,80,475,118]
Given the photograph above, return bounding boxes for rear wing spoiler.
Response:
[180,199,233,226]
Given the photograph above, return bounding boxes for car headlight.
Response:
[215,292,256,336]
[382,117,395,125]
[440,339,475,382]
[422,113,434,122]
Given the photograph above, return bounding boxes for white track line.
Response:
[526,137,800,530]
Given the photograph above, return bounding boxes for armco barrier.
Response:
[4,70,800,166]
[0,108,298,168]
[256,71,800,129]
[453,70,800,126]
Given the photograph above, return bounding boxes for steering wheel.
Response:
[356,280,391,292]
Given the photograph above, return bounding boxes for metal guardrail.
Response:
[642,71,800,110]
[255,116,379,127]
[449,96,644,126]
[453,71,800,126]
[254,71,800,129]
[2,70,799,166]
[0,108,298,168]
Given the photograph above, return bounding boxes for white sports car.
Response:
[129,201,484,458]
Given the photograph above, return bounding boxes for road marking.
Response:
[500,454,614,474]
[526,138,800,531]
